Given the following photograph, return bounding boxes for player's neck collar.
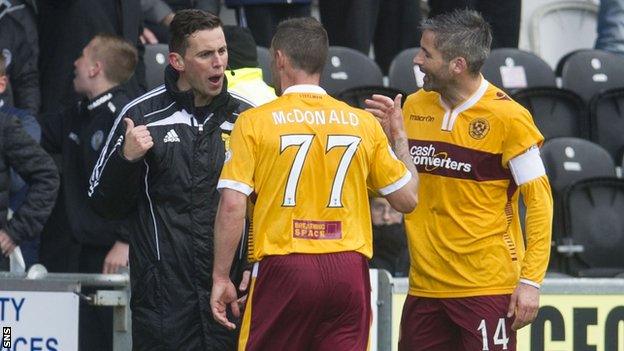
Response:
[283,84,326,95]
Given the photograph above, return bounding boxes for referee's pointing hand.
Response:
[122,118,154,162]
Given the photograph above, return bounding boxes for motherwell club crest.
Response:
[469,118,490,140]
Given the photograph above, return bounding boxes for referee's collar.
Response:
[283,84,327,95]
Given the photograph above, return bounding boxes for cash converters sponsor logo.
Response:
[410,144,472,173]
[409,114,435,122]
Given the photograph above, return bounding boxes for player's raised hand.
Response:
[122,118,154,162]
[364,94,405,143]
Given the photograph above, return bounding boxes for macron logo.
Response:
[163,129,180,143]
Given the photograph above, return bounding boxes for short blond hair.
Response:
[91,34,138,84]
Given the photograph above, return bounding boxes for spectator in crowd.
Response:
[2,88,41,269]
[38,0,145,114]
[0,2,42,264]
[366,10,553,350]
[88,10,252,350]
[225,0,312,48]
[223,25,276,107]
[596,0,624,55]
[141,0,175,44]
[0,54,59,271]
[6,0,37,54]
[0,0,40,114]
[369,197,409,277]
[167,0,220,15]
[210,17,418,350]
[38,34,138,351]
[0,99,41,230]
[427,0,522,49]
[319,0,421,74]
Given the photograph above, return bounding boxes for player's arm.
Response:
[507,146,553,330]
[211,188,248,330]
[213,189,247,280]
[211,112,256,330]
[365,94,418,213]
[384,130,419,213]
[511,146,553,286]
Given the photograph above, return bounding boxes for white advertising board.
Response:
[0,291,78,351]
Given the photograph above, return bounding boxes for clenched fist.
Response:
[122,118,154,161]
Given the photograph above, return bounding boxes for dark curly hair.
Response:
[169,9,222,55]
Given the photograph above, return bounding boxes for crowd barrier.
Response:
[385,274,624,351]
[0,266,131,351]
[0,269,391,351]
[2,268,623,351]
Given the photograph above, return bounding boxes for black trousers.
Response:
[427,0,522,48]
[238,4,311,48]
[319,0,380,54]
[320,0,421,74]
[77,245,113,351]
[374,0,422,74]
[40,228,113,351]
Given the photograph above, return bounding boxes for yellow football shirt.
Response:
[403,78,546,298]
[219,85,411,262]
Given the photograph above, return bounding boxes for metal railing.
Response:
[5,266,624,351]
[1,264,132,350]
[1,267,395,351]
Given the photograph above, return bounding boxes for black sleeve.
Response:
[12,108,41,142]
[87,112,142,219]
[115,216,135,243]
[141,0,172,23]
[9,18,41,115]
[9,108,42,196]
[3,115,59,244]
[40,110,66,154]
[40,110,68,174]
